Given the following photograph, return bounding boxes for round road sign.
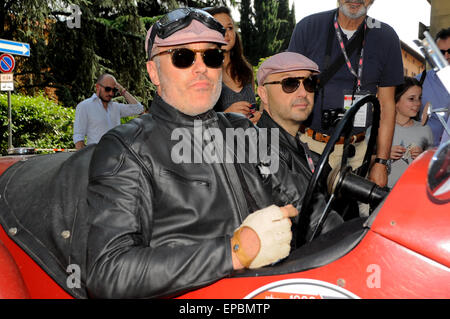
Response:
[0,53,15,73]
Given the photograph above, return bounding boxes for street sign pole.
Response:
[7,90,12,150]
[0,39,30,154]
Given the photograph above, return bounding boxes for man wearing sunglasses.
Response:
[73,73,144,150]
[288,0,404,189]
[256,52,343,241]
[417,27,450,146]
[83,8,312,299]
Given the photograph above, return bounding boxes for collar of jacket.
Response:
[257,110,302,154]
[150,94,218,127]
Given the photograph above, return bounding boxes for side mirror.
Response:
[427,141,450,203]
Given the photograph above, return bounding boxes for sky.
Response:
[292,0,431,54]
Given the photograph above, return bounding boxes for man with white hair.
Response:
[288,0,404,189]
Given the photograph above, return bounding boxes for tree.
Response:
[1,0,237,109]
[240,0,293,65]
[276,0,296,51]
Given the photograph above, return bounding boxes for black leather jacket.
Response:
[85,96,310,298]
[257,111,343,245]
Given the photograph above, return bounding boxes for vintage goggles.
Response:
[147,8,225,58]
[264,76,318,94]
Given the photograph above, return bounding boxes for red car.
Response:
[0,96,449,299]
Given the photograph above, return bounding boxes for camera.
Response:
[321,108,345,130]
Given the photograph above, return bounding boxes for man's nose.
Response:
[296,82,308,97]
[192,53,207,73]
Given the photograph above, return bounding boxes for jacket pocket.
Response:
[159,169,210,187]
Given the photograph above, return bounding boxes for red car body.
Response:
[0,149,449,299]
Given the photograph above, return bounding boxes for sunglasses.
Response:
[440,49,450,55]
[148,8,225,58]
[99,84,118,94]
[151,48,224,69]
[263,76,318,94]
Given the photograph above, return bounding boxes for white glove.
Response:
[234,205,293,269]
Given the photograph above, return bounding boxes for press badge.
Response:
[343,90,369,127]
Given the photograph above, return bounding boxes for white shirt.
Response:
[73,93,144,145]
[341,28,356,39]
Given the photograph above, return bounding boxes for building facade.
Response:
[401,41,426,78]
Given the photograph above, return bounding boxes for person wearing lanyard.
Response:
[288,0,404,188]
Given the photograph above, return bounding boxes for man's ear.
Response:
[147,61,160,86]
[95,83,100,96]
[257,85,269,108]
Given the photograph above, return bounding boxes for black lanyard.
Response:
[333,12,367,92]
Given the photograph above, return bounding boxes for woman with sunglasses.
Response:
[203,7,259,122]
[387,76,433,188]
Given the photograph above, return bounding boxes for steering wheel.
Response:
[296,95,381,246]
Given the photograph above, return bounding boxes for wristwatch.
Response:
[374,157,388,166]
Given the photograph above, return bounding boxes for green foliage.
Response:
[277,0,296,51]
[0,93,75,154]
[240,0,295,65]
[252,56,270,106]
[1,0,293,120]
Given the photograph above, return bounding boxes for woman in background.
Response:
[388,77,434,188]
[203,7,260,122]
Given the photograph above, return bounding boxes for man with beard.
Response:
[288,0,404,189]
[73,73,144,149]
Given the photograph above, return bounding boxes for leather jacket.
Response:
[86,96,310,298]
[257,111,343,245]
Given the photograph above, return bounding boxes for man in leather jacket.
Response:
[256,52,343,244]
[0,10,338,299]
[84,8,315,299]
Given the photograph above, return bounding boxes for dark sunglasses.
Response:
[147,8,225,59]
[263,76,318,93]
[99,84,118,94]
[440,49,450,55]
[151,48,224,69]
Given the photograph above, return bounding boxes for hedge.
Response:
[0,93,75,155]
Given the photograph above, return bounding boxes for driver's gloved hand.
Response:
[232,205,298,269]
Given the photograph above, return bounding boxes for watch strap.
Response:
[374,157,388,165]
[231,228,254,268]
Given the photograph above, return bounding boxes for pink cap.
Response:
[145,19,227,58]
[257,52,320,86]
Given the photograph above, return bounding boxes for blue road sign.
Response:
[0,39,30,57]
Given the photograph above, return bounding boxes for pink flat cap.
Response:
[145,19,227,58]
[257,52,320,85]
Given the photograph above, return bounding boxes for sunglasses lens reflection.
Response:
[281,77,317,94]
[171,48,223,69]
